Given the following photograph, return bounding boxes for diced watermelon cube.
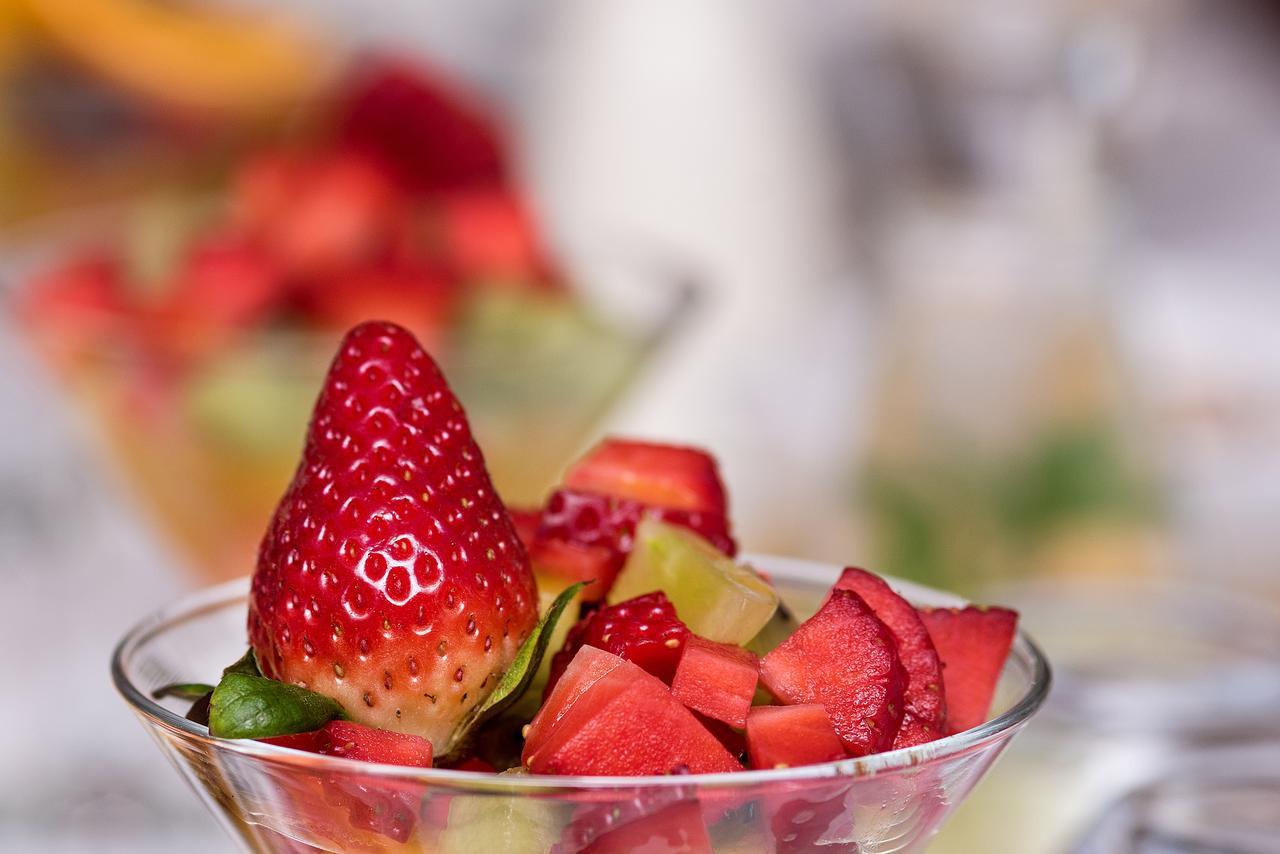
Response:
[317,720,433,767]
[670,635,759,728]
[580,800,712,853]
[918,606,1018,734]
[524,657,741,776]
[529,537,617,603]
[746,705,846,769]
[564,438,728,516]
[524,645,625,754]
[759,589,908,756]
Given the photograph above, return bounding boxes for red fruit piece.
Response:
[544,592,689,698]
[509,507,541,550]
[538,488,737,562]
[335,59,506,195]
[529,538,616,603]
[260,730,324,753]
[247,321,539,748]
[833,568,947,748]
[453,756,497,773]
[524,656,741,776]
[21,252,128,358]
[565,438,728,516]
[304,264,457,354]
[317,720,433,767]
[233,149,400,280]
[745,705,846,770]
[768,780,854,853]
[580,801,712,853]
[670,635,758,729]
[759,589,908,756]
[524,645,624,755]
[439,188,554,285]
[918,606,1018,734]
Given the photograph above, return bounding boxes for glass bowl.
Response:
[112,554,1050,853]
[7,223,694,583]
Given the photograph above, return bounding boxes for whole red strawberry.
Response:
[248,321,538,748]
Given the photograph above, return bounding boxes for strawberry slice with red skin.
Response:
[529,537,616,603]
[543,592,689,699]
[918,606,1018,734]
[537,488,737,567]
[525,657,742,776]
[833,568,947,748]
[316,720,433,767]
[565,438,728,516]
[746,705,846,770]
[759,589,908,756]
[335,59,507,196]
[247,321,539,749]
[670,635,758,729]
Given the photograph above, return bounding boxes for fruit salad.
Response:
[156,321,1022,849]
[18,59,675,580]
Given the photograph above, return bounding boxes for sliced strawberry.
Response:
[335,59,506,195]
[565,438,728,515]
[579,801,711,853]
[543,592,689,698]
[918,606,1018,734]
[528,538,616,603]
[537,488,736,565]
[746,705,846,770]
[759,589,908,756]
[525,657,741,776]
[670,635,758,729]
[247,321,539,749]
[833,568,947,748]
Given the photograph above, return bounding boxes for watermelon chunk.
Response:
[670,635,759,728]
[918,606,1018,734]
[746,705,846,769]
[759,590,908,756]
[524,658,741,776]
[833,568,947,747]
[524,645,625,754]
[565,438,728,515]
[580,800,712,853]
[529,537,617,603]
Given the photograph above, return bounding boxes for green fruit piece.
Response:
[438,772,564,854]
[610,519,778,645]
[184,339,321,458]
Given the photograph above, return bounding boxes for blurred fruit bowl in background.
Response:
[11,58,692,582]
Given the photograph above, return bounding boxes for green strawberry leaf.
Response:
[209,673,347,739]
[223,649,262,678]
[440,582,585,761]
[152,682,216,701]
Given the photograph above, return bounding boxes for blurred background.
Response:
[3,0,1280,851]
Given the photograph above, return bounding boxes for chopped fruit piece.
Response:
[580,801,712,853]
[523,659,644,766]
[544,592,689,696]
[453,757,497,773]
[317,720,434,767]
[439,188,552,283]
[918,606,1018,734]
[538,488,737,562]
[746,705,846,769]
[335,59,507,195]
[834,568,947,748]
[439,782,563,854]
[247,322,539,749]
[304,264,456,353]
[611,520,776,645]
[260,730,323,752]
[529,538,616,603]
[524,646,625,753]
[21,252,128,359]
[565,438,728,515]
[524,658,741,776]
[759,589,908,756]
[671,635,759,728]
[695,711,748,762]
[745,601,799,657]
[558,788,693,852]
[768,781,854,853]
[509,507,540,550]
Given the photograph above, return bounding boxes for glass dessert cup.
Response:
[113,555,1050,853]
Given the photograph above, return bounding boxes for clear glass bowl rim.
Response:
[112,555,1051,793]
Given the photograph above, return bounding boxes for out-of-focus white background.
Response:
[4,1,1280,851]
